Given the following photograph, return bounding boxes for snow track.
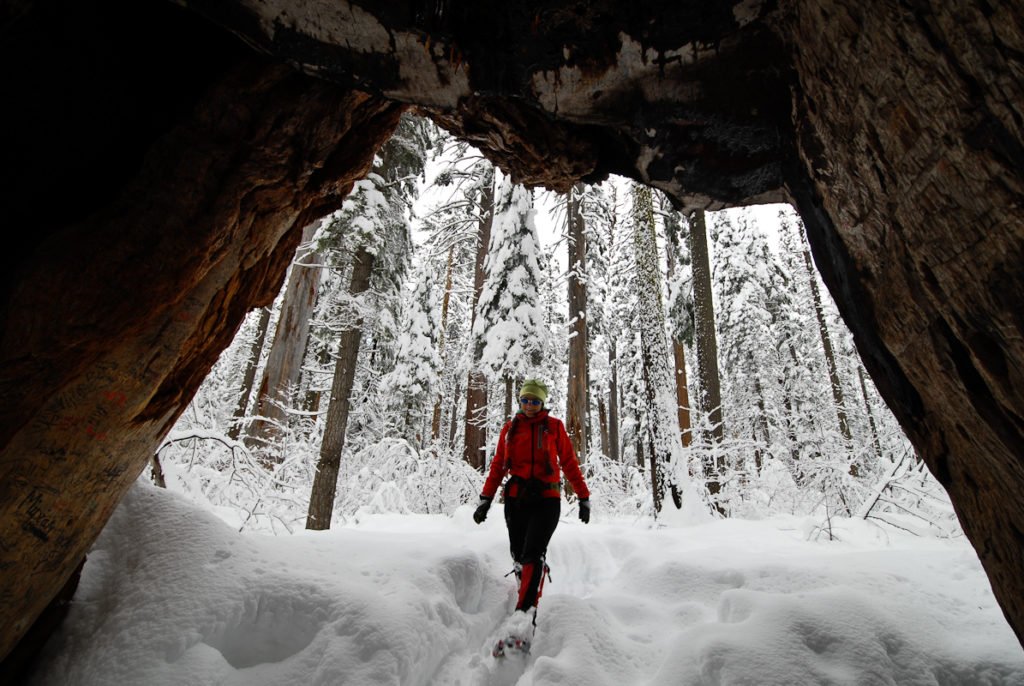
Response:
[30,482,1024,686]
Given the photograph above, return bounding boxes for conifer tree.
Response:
[689,209,726,508]
[227,306,271,441]
[663,202,694,452]
[631,182,685,512]
[578,184,615,459]
[378,260,443,447]
[711,210,785,477]
[307,114,430,530]
[565,182,589,458]
[472,176,550,419]
[246,220,324,454]
[462,165,495,470]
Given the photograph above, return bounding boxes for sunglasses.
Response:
[519,397,543,406]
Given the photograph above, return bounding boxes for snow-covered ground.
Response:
[31,481,1024,686]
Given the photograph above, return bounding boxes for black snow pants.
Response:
[504,482,560,611]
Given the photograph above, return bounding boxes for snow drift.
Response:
[30,482,1024,686]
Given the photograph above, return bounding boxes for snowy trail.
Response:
[30,482,1024,686]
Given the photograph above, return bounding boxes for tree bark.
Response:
[689,209,725,503]
[227,306,271,441]
[306,246,375,530]
[566,182,589,459]
[431,244,456,441]
[504,376,514,423]
[608,342,620,462]
[6,0,1024,649]
[663,213,693,450]
[751,351,769,475]
[248,220,324,452]
[858,365,883,460]
[597,396,609,458]
[0,5,405,657]
[463,170,495,470]
[632,184,682,512]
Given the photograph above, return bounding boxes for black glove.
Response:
[579,498,591,524]
[473,496,492,524]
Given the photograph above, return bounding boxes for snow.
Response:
[32,481,1024,686]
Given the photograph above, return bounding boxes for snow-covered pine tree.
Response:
[775,209,861,516]
[711,210,785,482]
[605,182,640,467]
[377,259,443,448]
[578,183,615,460]
[415,140,501,457]
[472,174,552,425]
[630,182,686,513]
[307,113,430,530]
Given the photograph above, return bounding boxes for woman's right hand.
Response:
[473,496,492,524]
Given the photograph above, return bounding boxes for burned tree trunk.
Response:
[7,0,1024,657]
[0,1,404,660]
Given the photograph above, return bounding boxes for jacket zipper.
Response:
[530,421,535,480]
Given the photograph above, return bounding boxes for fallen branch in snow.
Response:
[156,429,249,457]
[855,453,909,520]
[854,450,960,538]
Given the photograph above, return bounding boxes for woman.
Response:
[473,378,590,617]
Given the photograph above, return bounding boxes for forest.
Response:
[152,113,955,540]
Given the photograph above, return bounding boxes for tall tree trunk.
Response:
[671,340,692,448]
[632,184,683,512]
[858,365,883,460]
[227,306,271,441]
[689,209,725,507]
[751,351,769,474]
[606,183,621,463]
[608,339,620,462]
[801,243,854,453]
[785,344,805,484]
[663,213,692,450]
[464,377,488,470]
[449,380,461,449]
[306,246,374,530]
[504,376,514,423]
[431,244,456,441]
[463,170,495,470]
[597,396,609,458]
[647,422,663,513]
[301,344,330,417]
[566,182,589,459]
[247,220,323,452]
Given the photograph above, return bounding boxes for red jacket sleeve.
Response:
[554,419,590,499]
[481,422,511,499]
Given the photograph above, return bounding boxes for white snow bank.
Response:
[30,482,1024,686]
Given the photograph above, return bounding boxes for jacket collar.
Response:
[516,408,549,423]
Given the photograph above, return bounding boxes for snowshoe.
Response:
[491,608,536,658]
[492,634,530,658]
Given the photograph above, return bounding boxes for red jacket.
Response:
[481,410,590,500]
